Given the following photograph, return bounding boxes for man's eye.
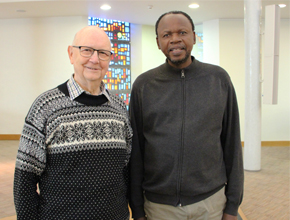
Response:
[83,48,92,52]
[99,51,109,56]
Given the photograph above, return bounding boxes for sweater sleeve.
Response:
[14,114,47,219]
[124,105,133,201]
[221,80,244,216]
[129,82,146,219]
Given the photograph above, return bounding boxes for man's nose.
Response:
[170,33,182,43]
[89,50,100,63]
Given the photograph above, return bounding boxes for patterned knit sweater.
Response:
[14,82,133,220]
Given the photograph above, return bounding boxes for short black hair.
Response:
[155,11,195,36]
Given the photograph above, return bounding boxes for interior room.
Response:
[0,0,289,219]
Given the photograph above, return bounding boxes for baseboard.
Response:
[0,134,21,140]
[0,135,289,147]
[238,207,248,220]
[241,141,290,147]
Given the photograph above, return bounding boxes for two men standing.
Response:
[14,11,243,220]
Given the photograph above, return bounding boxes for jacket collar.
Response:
[160,56,200,80]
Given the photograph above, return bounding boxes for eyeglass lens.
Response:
[80,47,111,60]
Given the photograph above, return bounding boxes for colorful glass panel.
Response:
[88,17,131,110]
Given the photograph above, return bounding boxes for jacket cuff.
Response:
[223,202,239,216]
[131,205,146,219]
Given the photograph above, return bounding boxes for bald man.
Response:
[14,26,133,220]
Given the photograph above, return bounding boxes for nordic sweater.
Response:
[14,81,133,220]
[129,57,244,218]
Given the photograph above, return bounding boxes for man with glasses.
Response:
[14,26,133,220]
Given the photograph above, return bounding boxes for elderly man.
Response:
[14,26,133,220]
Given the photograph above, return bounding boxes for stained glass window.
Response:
[88,17,131,108]
[192,32,203,61]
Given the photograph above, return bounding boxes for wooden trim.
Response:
[0,134,289,147]
[238,207,248,220]
[241,141,290,147]
[261,141,290,146]
[0,134,21,140]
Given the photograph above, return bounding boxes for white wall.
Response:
[130,24,165,83]
[219,19,290,141]
[203,19,220,65]
[140,25,165,73]
[130,24,142,84]
[0,16,289,141]
[0,16,87,134]
[219,19,246,140]
[260,19,290,141]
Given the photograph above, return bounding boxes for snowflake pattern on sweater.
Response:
[14,82,133,220]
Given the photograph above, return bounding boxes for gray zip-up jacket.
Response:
[129,57,244,219]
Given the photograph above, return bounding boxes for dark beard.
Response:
[167,51,191,67]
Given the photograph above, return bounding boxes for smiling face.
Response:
[68,26,112,90]
[156,13,196,69]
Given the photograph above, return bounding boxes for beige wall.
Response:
[0,16,289,141]
[260,19,290,141]
[0,16,87,134]
[140,25,165,73]
[219,19,290,141]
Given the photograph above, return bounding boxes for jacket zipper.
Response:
[177,69,185,206]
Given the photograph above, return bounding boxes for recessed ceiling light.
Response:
[189,3,199,9]
[16,9,26,13]
[279,4,286,8]
[100,4,111,10]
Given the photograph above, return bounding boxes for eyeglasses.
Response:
[72,46,113,61]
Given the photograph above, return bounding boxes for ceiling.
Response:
[0,0,289,26]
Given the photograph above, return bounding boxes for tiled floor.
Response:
[240,146,290,220]
[0,140,289,220]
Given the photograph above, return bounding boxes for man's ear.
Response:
[156,37,161,49]
[193,31,196,45]
[68,45,74,64]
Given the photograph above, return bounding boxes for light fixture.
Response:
[16,9,26,13]
[100,4,111,10]
[278,4,286,8]
[189,3,199,9]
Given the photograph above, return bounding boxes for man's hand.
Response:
[222,213,238,220]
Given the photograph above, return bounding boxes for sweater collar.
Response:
[58,81,109,107]
[67,74,112,102]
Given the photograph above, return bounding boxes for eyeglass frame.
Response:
[72,46,113,61]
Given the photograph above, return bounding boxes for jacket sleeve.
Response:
[221,81,244,216]
[129,82,146,219]
[14,117,47,219]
